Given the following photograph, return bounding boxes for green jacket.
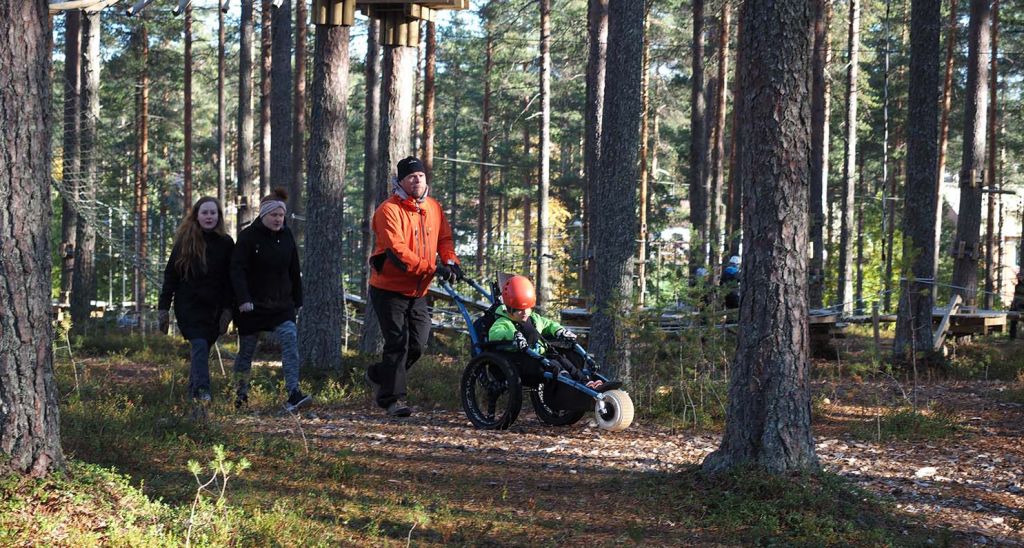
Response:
[488,305,564,354]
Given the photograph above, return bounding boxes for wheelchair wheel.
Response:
[461,353,522,430]
[530,385,586,426]
[594,389,634,432]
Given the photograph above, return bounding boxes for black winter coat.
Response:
[158,231,235,343]
[231,220,303,335]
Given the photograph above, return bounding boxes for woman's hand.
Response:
[239,302,254,313]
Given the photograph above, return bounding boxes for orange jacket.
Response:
[369,193,459,297]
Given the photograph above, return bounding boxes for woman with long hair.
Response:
[158,196,235,403]
[230,188,310,412]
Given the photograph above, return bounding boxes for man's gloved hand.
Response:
[512,331,530,351]
[450,262,465,281]
[554,328,577,342]
[158,310,170,334]
[218,309,233,335]
[435,264,457,284]
[239,302,254,313]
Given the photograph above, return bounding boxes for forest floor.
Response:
[4,331,1024,546]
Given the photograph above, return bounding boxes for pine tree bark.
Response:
[809,0,831,309]
[134,21,149,322]
[422,22,436,175]
[894,0,942,361]
[709,4,729,273]
[537,0,552,306]
[583,0,608,295]
[218,5,227,206]
[300,22,349,371]
[589,0,643,380]
[60,10,81,303]
[291,0,307,220]
[637,13,651,307]
[271,0,293,195]
[688,0,708,273]
[703,0,818,474]
[934,0,958,297]
[950,0,991,307]
[359,43,416,355]
[184,4,194,210]
[361,18,381,294]
[838,0,860,315]
[983,0,999,309]
[237,0,257,231]
[71,9,101,331]
[1,0,66,477]
[260,0,272,196]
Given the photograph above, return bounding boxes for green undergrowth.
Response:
[850,406,961,442]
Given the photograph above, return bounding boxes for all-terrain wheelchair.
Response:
[440,277,634,432]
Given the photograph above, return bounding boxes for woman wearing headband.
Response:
[230,188,310,412]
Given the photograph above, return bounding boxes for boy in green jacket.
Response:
[488,275,602,388]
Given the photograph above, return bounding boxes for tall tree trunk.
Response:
[590,0,643,379]
[71,9,101,331]
[60,10,81,304]
[301,22,349,371]
[703,0,817,474]
[184,4,194,210]
[583,0,608,296]
[523,125,532,275]
[422,21,436,175]
[637,13,651,307]
[950,0,991,307]
[271,0,293,195]
[135,21,149,322]
[360,43,416,355]
[983,0,999,309]
[238,0,257,231]
[0,0,65,477]
[809,0,831,309]
[361,18,381,295]
[218,5,227,206]
[838,0,860,314]
[882,0,897,312]
[292,0,307,220]
[537,0,552,305]
[476,17,493,275]
[725,11,744,258]
[709,3,729,275]
[855,155,865,312]
[934,0,958,298]
[259,0,272,195]
[894,0,941,361]
[688,0,708,273]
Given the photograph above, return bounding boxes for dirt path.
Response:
[233,380,1024,545]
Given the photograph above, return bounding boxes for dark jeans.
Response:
[188,338,212,398]
[368,286,431,408]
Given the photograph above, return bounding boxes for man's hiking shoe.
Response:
[194,390,212,403]
[285,390,312,413]
[364,368,381,401]
[234,392,248,410]
[386,401,412,418]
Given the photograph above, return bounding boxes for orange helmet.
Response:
[501,275,536,310]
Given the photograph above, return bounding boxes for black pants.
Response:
[368,286,431,408]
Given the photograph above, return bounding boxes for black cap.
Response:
[397,156,425,181]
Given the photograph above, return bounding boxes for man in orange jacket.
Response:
[366,156,463,417]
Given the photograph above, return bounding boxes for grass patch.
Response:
[850,407,961,442]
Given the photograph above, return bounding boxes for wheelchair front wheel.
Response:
[460,353,522,430]
[530,385,586,426]
[595,389,634,432]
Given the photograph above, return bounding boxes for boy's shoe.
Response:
[386,401,412,417]
[285,389,312,413]
[194,390,212,403]
[364,368,381,401]
[234,392,248,410]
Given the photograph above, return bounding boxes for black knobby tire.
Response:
[530,385,586,426]
[460,353,522,430]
